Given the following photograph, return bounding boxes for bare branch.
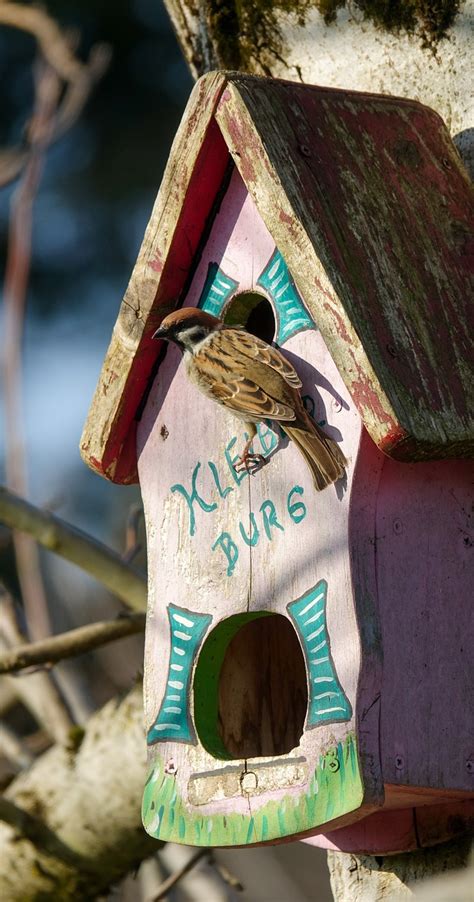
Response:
[0,2,86,81]
[152,848,210,901]
[0,613,146,674]
[208,854,245,892]
[0,487,147,612]
[0,604,74,744]
[0,4,110,187]
[123,503,144,564]
[2,61,63,639]
[0,723,34,770]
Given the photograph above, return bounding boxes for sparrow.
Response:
[153,307,346,491]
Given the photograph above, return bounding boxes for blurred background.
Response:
[0,0,194,694]
[0,1,332,897]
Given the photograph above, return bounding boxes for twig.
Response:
[208,852,245,891]
[0,613,146,674]
[0,723,34,770]
[0,487,147,612]
[3,61,62,639]
[152,848,210,901]
[0,2,87,81]
[123,503,144,564]
[0,593,74,742]
[0,3,110,189]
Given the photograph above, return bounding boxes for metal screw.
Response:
[386,343,398,358]
[466,759,473,774]
[299,144,311,157]
[332,398,342,412]
[395,755,404,770]
[393,519,403,535]
[442,158,452,170]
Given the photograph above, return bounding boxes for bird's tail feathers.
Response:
[283,421,347,491]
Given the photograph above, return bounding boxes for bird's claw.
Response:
[234,452,266,475]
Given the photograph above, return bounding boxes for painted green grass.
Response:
[142,733,362,846]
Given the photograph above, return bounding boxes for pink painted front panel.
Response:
[137,167,368,842]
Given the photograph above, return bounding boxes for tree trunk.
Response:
[164,1,473,176]
[327,840,473,900]
[0,682,157,900]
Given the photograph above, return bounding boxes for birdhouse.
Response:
[81,72,474,853]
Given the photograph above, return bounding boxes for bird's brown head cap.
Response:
[153,307,220,340]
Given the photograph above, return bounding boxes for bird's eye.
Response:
[189,327,207,342]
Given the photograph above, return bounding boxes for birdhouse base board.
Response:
[384,784,473,808]
[302,799,474,854]
[142,733,367,847]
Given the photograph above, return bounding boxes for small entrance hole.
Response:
[224,291,275,344]
[194,613,307,760]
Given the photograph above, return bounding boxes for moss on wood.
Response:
[207,0,461,70]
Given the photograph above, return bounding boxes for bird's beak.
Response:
[152,325,168,340]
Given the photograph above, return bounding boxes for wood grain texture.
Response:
[82,72,473,483]
[375,455,473,796]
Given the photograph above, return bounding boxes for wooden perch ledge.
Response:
[0,486,147,611]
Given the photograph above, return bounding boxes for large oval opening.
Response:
[194,612,308,760]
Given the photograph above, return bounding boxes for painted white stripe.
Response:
[212,286,225,296]
[304,609,324,626]
[318,706,346,715]
[313,676,334,683]
[170,664,183,672]
[310,640,327,653]
[168,680,184,689]
[268,257,282,279]
[281,318,306,336]
[166,694,181,701]
[311,656,329,665]
[275,281,290,299]
[173,631,192,641]
[217,278,231,288]
[315,691,338,700]
[299,590,325,618]
[163,706,182,714]
[173,646,185,656]
[270,271,285,290]
[306,623,325,641]
[172,613,195,628]
[154,723,181,731]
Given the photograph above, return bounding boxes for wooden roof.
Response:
[81,71,474,484]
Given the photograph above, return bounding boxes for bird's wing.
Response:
[225,328,302,388]
[193,329,298,422]
[210,376,296,421]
